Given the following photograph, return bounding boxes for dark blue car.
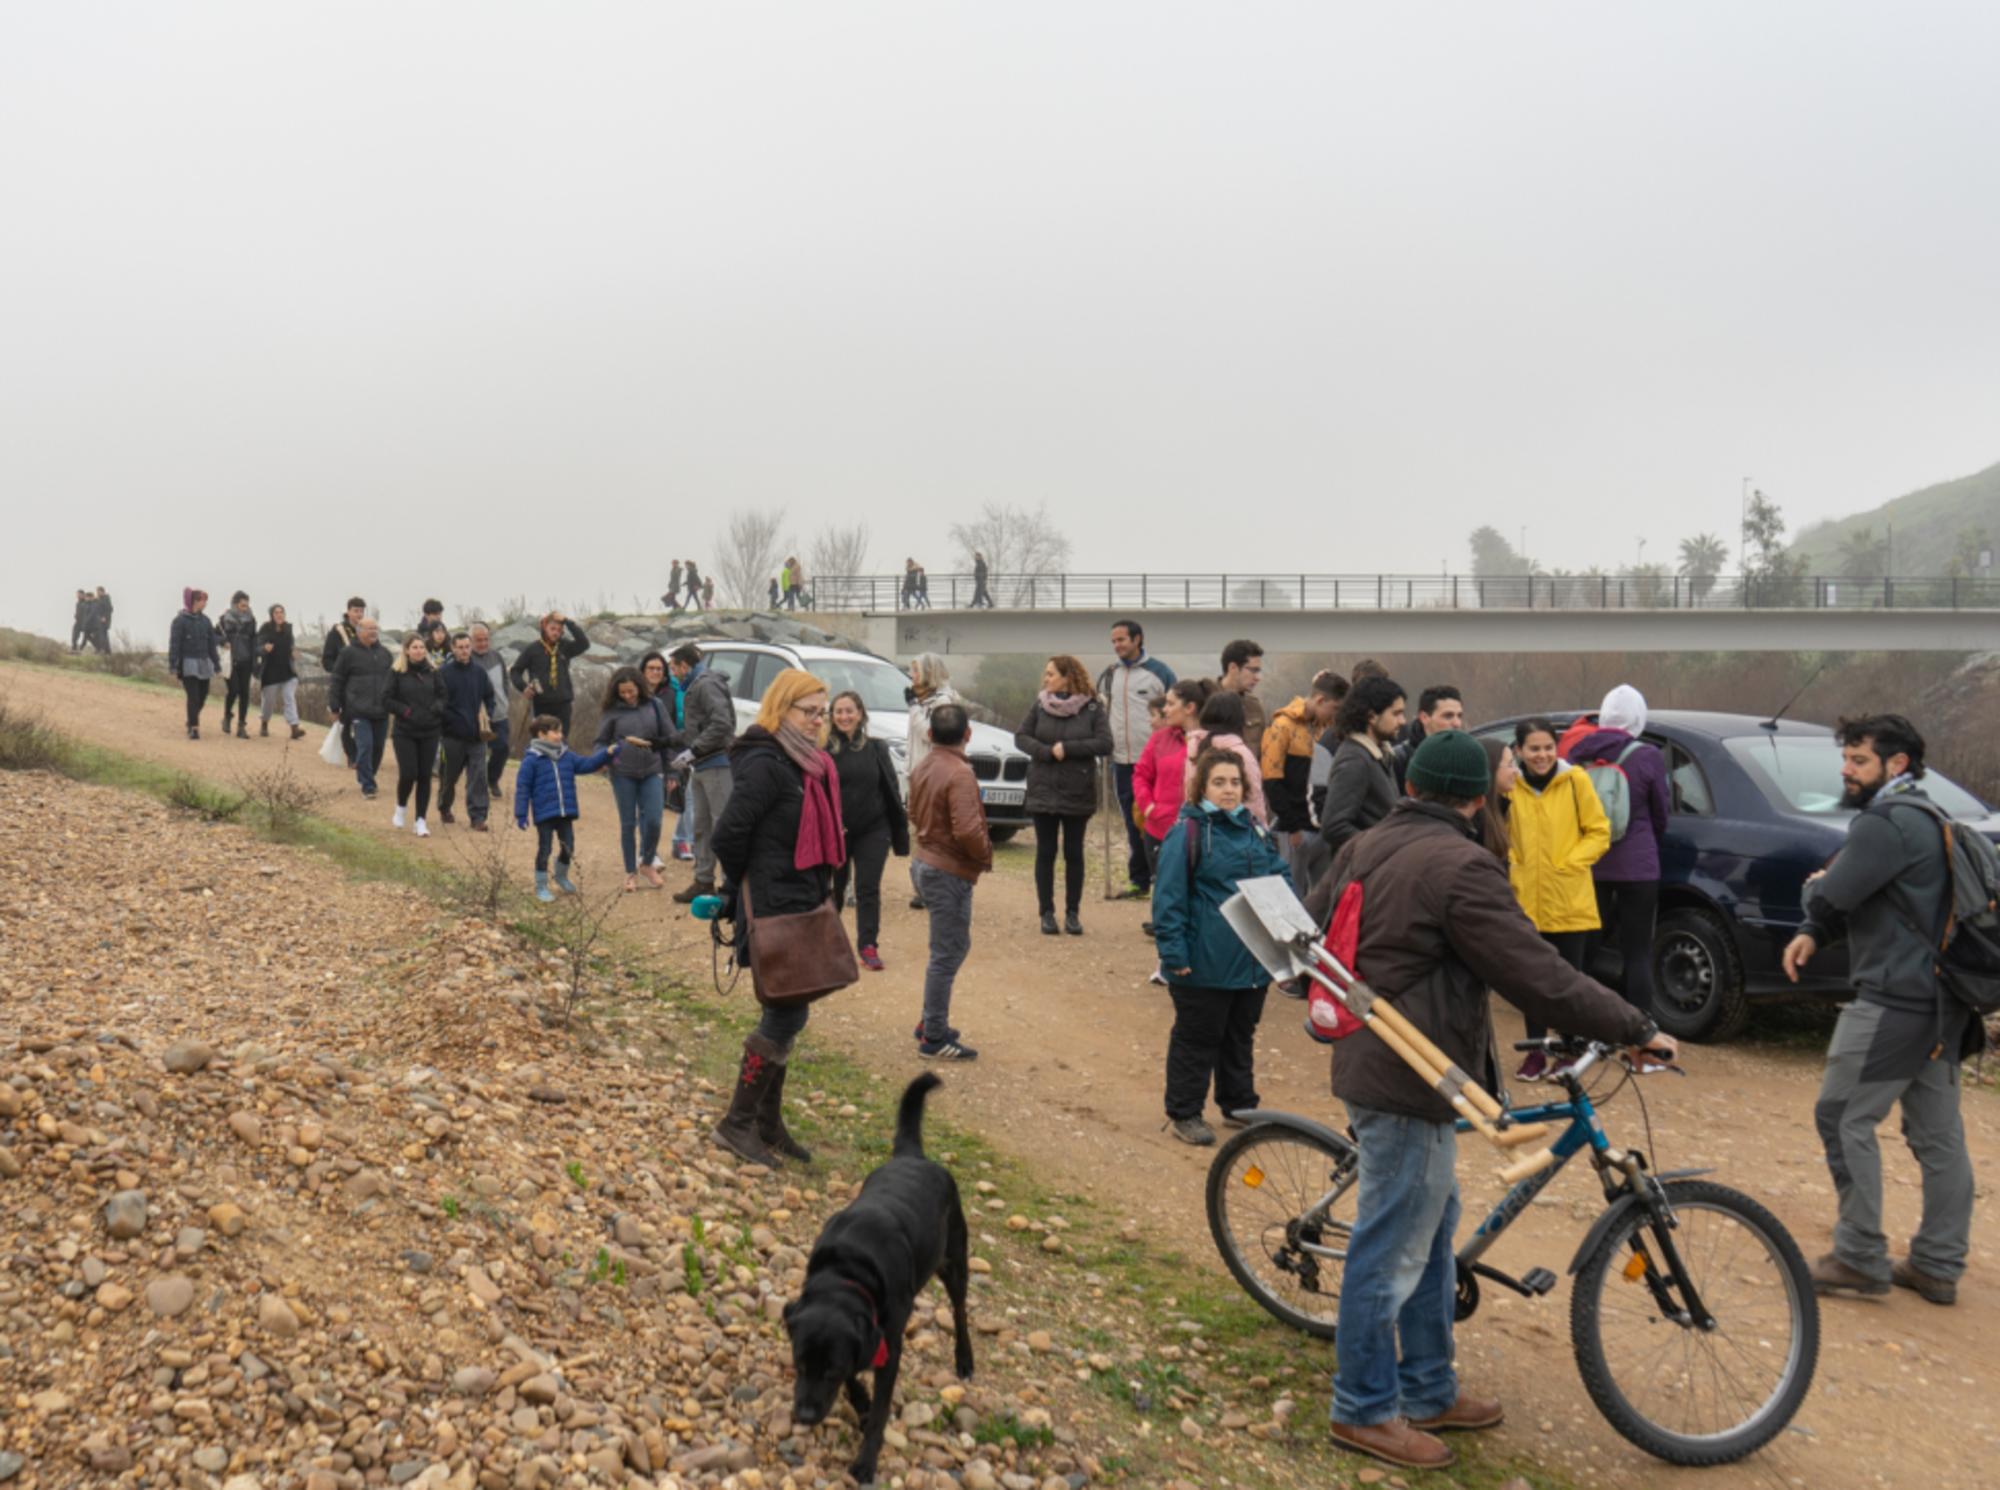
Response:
[1471,711,1999,1041]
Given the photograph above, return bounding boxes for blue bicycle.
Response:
[1206,1036,1819,1465]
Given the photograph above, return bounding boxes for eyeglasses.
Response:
[791,704,828,721]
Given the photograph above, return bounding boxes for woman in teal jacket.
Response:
[1153,746,1294,1146]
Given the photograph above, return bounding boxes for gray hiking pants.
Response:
[1814,999,1974,1282]
[689,765,734,885]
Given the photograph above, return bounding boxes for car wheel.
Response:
[988,826,1018,844]
[1652,906,1749,1042]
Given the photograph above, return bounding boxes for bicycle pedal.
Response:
[1521,1267,1558,1296]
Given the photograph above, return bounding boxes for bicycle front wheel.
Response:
[1205,1122,1357,1339]
[1571,1179,1818,1465]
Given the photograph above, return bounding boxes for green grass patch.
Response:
[971,1412,1056,1450]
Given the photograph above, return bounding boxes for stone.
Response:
[401,1249,434,1274]
[258,1295,301,1337]
[1026,1330,1054,1353]
[162,1040,216,1074]
[193,1446,230,1471]
[222,1477,264,1490]
[519,1372,559,1404]
[464,1266,502,1305]
[175,1226,207,1257]
[146,1275,196,1317]
[103,1189,148,1239]
[80,1256,108,1287]
[451,1366,496,1396]
[97,1282,135,1312]
[612,1213,643,1247]
[345,1169,388,1201]
[30,1389,70,1414]
[228,1111,263,1145]
[209,1203,248,1237]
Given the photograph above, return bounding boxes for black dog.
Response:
[783,1073,974,1484]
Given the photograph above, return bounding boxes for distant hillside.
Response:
[1791,460,2000,575]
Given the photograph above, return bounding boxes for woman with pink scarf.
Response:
[710,668,847,1168]
[1015,654,1115,937]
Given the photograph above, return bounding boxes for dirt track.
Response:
[11,661,1997,1490]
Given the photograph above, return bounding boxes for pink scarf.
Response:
[776,723,847,870]
[1037,690,1091,717]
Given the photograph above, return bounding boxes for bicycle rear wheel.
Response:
[1570,1179,1818,1465]
[1205,1122,1357,1339]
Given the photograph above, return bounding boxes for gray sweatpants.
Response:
[689,765,734,885]
[1814,999,1974,1282]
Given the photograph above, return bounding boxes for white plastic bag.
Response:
[318,724,345,766]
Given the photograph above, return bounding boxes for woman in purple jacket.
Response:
[1564,684,1670,1018]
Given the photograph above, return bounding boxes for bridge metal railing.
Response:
[812,573,2000,614]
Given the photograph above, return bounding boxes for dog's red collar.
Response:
[837,1279,891,1369]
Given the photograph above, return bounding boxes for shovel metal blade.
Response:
[1220,876,1320,982]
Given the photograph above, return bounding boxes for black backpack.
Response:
[1880,797,2000,1016]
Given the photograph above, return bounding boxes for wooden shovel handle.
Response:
[1497,1146,1558,1185]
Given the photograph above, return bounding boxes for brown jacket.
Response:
[1316,799,1652,1123]
[911,745,993,882]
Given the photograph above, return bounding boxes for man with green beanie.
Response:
[1315,730,1676,1472]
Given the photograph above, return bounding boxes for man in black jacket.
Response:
[327,618,393,798]
[1784,714,1973,1305]
[437,633,499,829]
[322,597,367,764]
[508,612,592,734]
[1319,731,1671,1471]
[89,587,113,654]
[216,591,259,738]
[70,590,90,652]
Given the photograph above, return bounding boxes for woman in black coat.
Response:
[826,689,910,971]
[166,588,220,739]
[710,668,847,1168]
[1014,653,1115,937]
[255,604,304,739]
[387,636,449,836]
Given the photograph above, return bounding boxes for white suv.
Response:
[694,640,1032,839]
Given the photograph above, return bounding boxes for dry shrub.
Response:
[446,826,518,921]
[165,772,247,822]
[237,758,330,836]
[535,884,623,1029]
[0,695,71,773]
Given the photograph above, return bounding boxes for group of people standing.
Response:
[69,587,114,654]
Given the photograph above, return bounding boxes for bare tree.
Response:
[806,523,870,608]
[716,506,792,608]
[947,502,1073,606]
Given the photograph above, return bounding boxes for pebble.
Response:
[209,1202,248,1237]
[452,1366,496,1396]
[103,1189,148,1239]
[162,1039,216,1073]
[97,1281,135,1312]
[258,1294,301,1336]
[145,1274,196,1316]
[228,1110,263,1145]
[175,1226,207,1257]
[193,1446,229,1472]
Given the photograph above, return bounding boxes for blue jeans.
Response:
[1332,1103,1461,1427]
[913,860,975,1040]
[610,773,665,874]
[350,716,389,794]
[671,804,692,854]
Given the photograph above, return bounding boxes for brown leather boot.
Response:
[1328,1418,1453,1470]
[756,1058,812,1164]
[1810,1252,1890,1297]
[1409,1394,1505,1432]
[1892,1257,1956,1305]
[672,878,715,906]
[711,1034,782,1166]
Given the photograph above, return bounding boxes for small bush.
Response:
[238,759,329,836]
[0,695,72,773]
[445,826,517,920]
[165,772,247,822]
[94,631,160,679]
[0,628,67,665]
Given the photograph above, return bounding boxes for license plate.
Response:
[981,787,1024,807]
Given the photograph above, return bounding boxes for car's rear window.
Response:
[1722,735,1990,819]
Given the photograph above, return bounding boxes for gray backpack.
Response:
[1881,797,2000,1017]
[1580,741,1644,843]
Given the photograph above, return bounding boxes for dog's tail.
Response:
[893,1073,942,1159]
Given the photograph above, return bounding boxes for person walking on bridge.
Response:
[1099,619,1176,900]
[970,550,993,608]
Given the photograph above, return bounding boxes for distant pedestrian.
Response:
[1393,685,1465,792]
[70,589,89,652]
[1015,654,1113,937]
[905,653,962,910]
[1316,675,1405,870]
[438,632,499,831]
[971,549,993,608]
[914,564,930,609]
[1564,685,1670,1020]
[701,575,715,609]
[1263,670,1345,883]
[901,559,926,610]
[508,611,592,735]
[327,617,393,797]
[684,560,705,609]
[513,715,618,902]
[88,587,113,653]
[1506,717,1612,1081]
[1217,640,1267,759]
[1153,747,1292,1145]
[322,596,367,765]
[828,689,910,972]
[768,576,782,609]
[1098,618,1176,900]
[467,623,514,799]
[670,642,737,903]
[216,590,258,739]
[910,702,991,1058]
[416,599,450,658]
[255,604,304,739]
[386,636,447,836]
[166,588,220,740]
[595,664,681,890]
[665,560,684,612]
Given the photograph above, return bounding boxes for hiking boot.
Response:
[259,719,269,737]
[918,1037,979,1061]
[1064,912,1084,936]
[1514,1051,1549,1083]
[1140,919,1156,937]
[859,944,885,971]
[673,878,714,906]
[1810,1252,1890,1297]
[1409,1395,1505,1433]
[909,894,926,910]
[469,820,488,833]
[221,710,233,733]
[188,726,199,740]
[290,724,306,740]
[1168,1117,1215,1147]
[236,720,248,739]
[712,1034,783,1166]
[1328,1418,1454,1471]
[1040,912,1060,936]
[1892,1257,1957,1305]
[756,1059,812,1164]
[439,808,456,825]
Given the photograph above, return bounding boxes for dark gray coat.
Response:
[682,666,736,765]
[1319,736,1397,859]
[1015,698,1114,818]
[328,639,395,720]
[1803,790,1952,1017]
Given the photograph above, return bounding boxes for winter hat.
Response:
[1599,684,1648,736]
[1405,729,1491,800]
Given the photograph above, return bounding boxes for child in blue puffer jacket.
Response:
[514,714,618,901]
[1152,745,1293,1146]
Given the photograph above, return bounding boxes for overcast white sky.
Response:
[5,2,1999,643]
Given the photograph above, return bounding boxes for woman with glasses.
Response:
[710,669,849,1167]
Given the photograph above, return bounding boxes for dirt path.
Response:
[13,661,1996,1490]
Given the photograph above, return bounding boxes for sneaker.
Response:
[1111,883,1151,901]
[651,854,667,869]
[918,1037,979,1061]
[1514,1051,1548,1083]
[1219,1109,1256,1129]
[1148,967,1168,986]
[413,818,430,838]
[1168,1117,1215,1147]
[392,806,406,829]
[469,821,488,833]
[673,844,694,862]
[362,786,377,799]
[439,809,456,825]
[859,945,885,971]
[1064,912,1084,936]
[1279,977,1308,1000]
[1140,920,1156,938]
[913,1021,962,1042]
[910,894,926,911]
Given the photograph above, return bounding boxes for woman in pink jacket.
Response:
[1182,690,1267,827]
[1133,679,1211,848]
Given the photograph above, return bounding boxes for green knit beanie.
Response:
[1405,729,1491,799]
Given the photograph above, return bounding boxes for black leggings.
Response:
[393,730,440,817]
[222,667,252,722]
[1032,812,1089,915]
[535,819,576,871]
[1524,930,1590,1041]
[1594,881,1660,1018]
[833,819,893,949]
[181,675,210,730]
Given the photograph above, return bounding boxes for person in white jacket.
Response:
[905,653,961,908]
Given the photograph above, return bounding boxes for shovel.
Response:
[1221,875,1557,1183]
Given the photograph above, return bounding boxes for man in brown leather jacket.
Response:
[909,704,993,1060]
[1318,730,1674,1472]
